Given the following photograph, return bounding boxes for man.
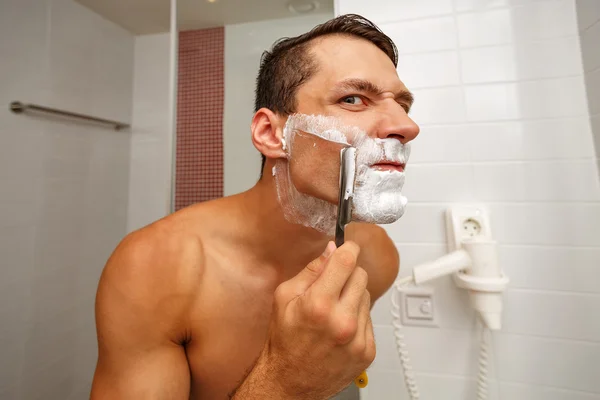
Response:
[91,14,419,400]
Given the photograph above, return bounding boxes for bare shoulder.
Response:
[92,215,207,398]
[96,216,205,343]
[101,217,205,293]
[346,222,399,302]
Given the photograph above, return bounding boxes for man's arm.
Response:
[346,222,400,302]
[91,227,202,400]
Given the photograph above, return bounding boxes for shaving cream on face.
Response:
[273,114,410,233]
[353,138,410,223]
[273,158,338,234]
[273,116,339,234]
[353,168,408,223]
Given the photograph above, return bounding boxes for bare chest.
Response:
[186,269,276,399]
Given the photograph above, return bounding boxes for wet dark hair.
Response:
[254,14,398,177]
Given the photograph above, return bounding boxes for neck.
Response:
[234,173,333,279]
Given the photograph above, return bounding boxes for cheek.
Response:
[333,114,378,140]
[288,132,343,204]
[294,90,329,116]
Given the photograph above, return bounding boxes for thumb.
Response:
[289,241,336,296]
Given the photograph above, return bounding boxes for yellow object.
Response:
[354,370,368,388]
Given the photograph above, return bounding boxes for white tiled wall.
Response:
[0,0,134,398]
[128,33,173,232]
[335,0,600,399]
[577,0,600,175]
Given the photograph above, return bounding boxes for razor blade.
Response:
[335,147,357,248]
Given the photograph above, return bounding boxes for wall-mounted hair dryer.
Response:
[390,205,509,400]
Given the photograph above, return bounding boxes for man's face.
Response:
[294,35,419,135]
[283,35,420,224]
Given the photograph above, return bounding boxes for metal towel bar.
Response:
[10,101,130,130]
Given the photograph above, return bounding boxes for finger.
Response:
[355,291,371,344]
[286,241,336,297]
[339,267,368,315]
[344,291,371,359]
[311,241,361,300]
[364,314,376,366]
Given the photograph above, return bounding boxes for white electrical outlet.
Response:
[446,205,492,252]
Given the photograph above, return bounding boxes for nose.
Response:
[376,101,420,144]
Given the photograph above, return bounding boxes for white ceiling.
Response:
[75,0,334,35]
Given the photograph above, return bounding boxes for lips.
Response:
[371,162,405,173]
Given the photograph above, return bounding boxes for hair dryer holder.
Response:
[453,238,509,330]
[453,270,509,292]
[407,237,509,330]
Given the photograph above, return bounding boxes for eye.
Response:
[397,102,410,113]
[341,95,365,105]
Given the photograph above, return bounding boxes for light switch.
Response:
[406,295,434,320]
[398,287,438,327]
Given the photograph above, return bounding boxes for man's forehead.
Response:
[308,35,399,77]
[303,36,405,93]
[309,34,387,59]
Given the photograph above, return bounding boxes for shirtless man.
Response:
[91,14,419,400]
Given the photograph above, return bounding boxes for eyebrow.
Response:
[333,78,415,111]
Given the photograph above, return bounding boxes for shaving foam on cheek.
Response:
[273,114,340,234]
[273,113,411,233]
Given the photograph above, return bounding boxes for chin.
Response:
[351,168,408,224]
[352,191,407,224]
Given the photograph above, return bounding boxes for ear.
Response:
[251,108,287,159]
